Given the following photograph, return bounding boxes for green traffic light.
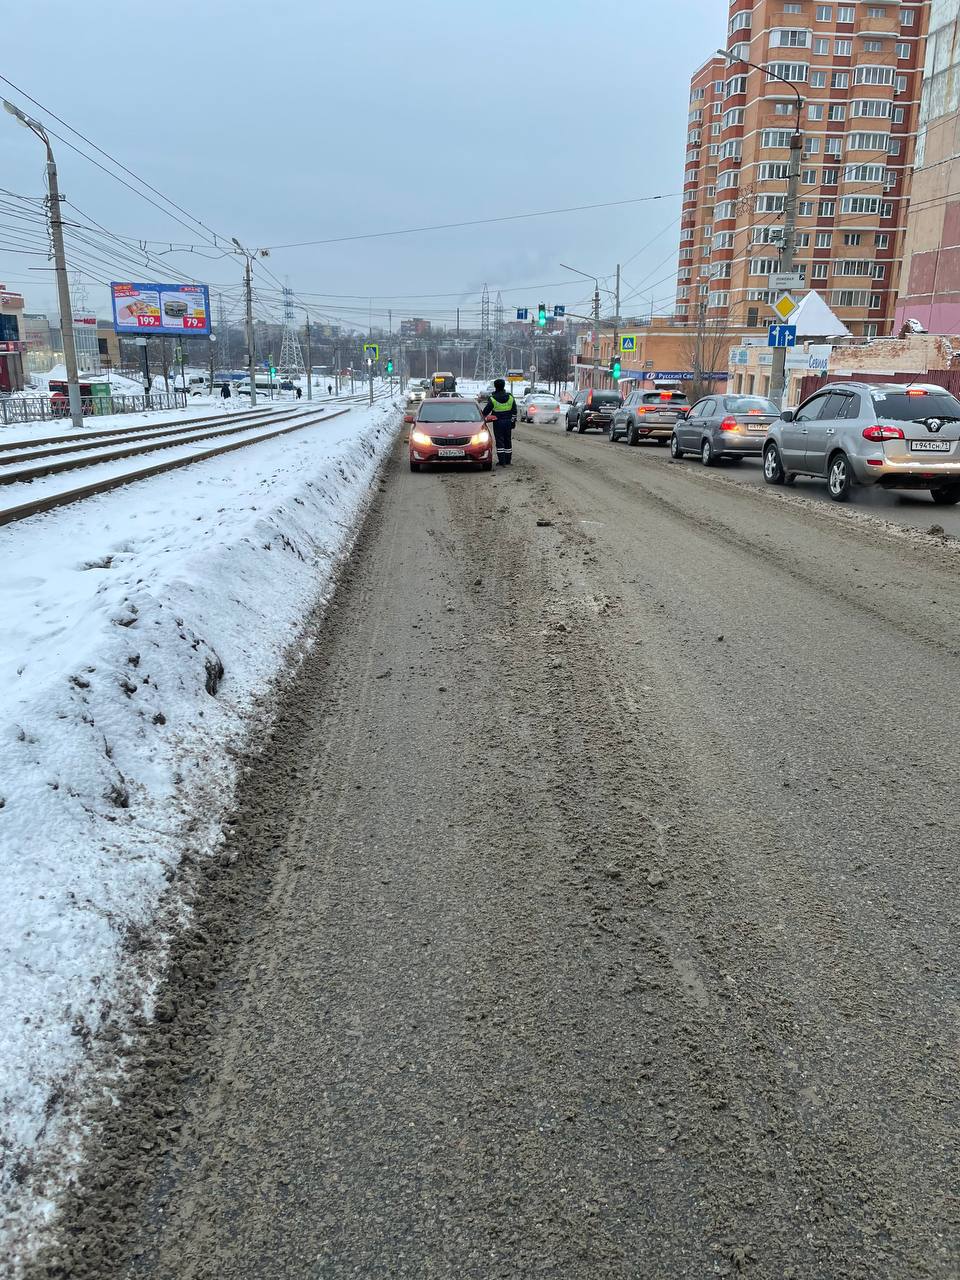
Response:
[386,360,394,373]
[612,360,621,380]
[537,302,547,328]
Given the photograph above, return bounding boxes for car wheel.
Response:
[577,421,586,433]
[481,460,493,472]
[930,485,960,505]
[608,424,618,442]
[701,438,720,467]
[565,416,574,432]
[409,460,420,472]
[626,424,638,446]
[827,452,854,502]
[670,433,684,460]
[763,443,785,485]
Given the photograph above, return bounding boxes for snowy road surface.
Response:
[0,399,400,1264]
[24,421,960,1279]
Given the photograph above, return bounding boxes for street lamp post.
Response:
[717,49,803,406]
[4,99,83,430]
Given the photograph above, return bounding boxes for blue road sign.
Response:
[516,308,529,321]
[768,324,797,348]
[553,305,565,316]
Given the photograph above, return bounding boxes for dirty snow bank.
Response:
[0,399,400,1262]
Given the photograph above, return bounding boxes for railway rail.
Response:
[0,390,395,530]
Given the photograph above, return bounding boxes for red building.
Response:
[0,288,26,392]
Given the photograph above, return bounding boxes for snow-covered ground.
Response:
[0,395,401,1261]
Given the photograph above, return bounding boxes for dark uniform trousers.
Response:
[493,420,512,465]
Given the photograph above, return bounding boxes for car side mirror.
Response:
[780,409,794,422]
[403,413,415,424]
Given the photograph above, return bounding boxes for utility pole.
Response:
[368,356,374,405]
[2,101,83,429]
[718,49,802,409]
[232,238,258,407]
[612,263,621,383]
[770,125,802,407]
[305,314,312,400]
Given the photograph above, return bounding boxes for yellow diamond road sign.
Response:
[772,293,798,322]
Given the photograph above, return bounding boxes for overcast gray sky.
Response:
[2,0,725,332]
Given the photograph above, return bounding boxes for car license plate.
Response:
[437,447,465,457]
[910,440,952,453]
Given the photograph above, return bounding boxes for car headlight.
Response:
[411,429,432,446]
[469,429,491,446]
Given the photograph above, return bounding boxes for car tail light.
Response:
[747,409,763,415]
[587,390,593,405]
[720,416,738,431]
[906,388,928,397]
[862,424,905,441]
[659,391,671,401]
[636,406,649,413]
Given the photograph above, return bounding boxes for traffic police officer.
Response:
[481,378,518,466]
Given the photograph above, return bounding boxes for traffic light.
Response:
[386,359,394,374]
[611,356,621,381]
[269,365,277,378]
[537,302,547,328]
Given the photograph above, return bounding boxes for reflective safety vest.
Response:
[490,393,515,413]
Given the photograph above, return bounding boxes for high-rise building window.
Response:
[825,137,843,155]
[768,63,809,82]
[808,103,825,120]
[837,5,854,21]
[722,107,745,127]
[867,5,886,15]
[862,39,883,52]
[783,2,802,10]
[835,38,852,55]
[895,74,907,92]
[832,71,849,88]
[854,65,894,86]
[896,42,910,58]
[852,99,892,118]
[774,102,794,115]
[804,137,821,155]
[728,9,751,32]
[812,263,829,279]
[816,231,833,247]
[815,4,832,19]
[811,70,827,87]
[875,233,889,248]
[772,28,811,47]
[892,107,904,123]
[843,232,862,246]
[823,167,839,184]
[827,104,846,121]
[848,131,890,150]
[759,162,791,180]
[819,199,836,217]
[802,167,817,183]
[798,200,815,215]
[761,128,793,147]
[900,8,915,25]
[844,164,885,183]
[814,37,830,54]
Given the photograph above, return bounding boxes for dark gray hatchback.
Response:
[671,394,780,466]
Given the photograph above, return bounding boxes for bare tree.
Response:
[541,337,571,392]
[681,303,733,402]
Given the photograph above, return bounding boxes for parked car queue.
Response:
[539,382,960,506]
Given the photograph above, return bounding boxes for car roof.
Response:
[816,381,947,394]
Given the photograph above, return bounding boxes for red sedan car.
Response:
[406,397,494,472]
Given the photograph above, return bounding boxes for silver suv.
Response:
[763,382,960,503]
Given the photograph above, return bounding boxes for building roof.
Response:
[792,290,853,340]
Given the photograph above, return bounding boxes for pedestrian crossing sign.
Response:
[620,335,637,352]
[363,342,379,360]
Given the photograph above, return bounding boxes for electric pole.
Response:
[2,101,83,429]
[612,263,621,382]
[770,125,802,407]
[232,239,258,407]
[305,314,312,400]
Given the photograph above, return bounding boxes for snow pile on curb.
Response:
[0,400,400,1256]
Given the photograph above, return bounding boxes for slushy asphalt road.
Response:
[33,418,960,1280]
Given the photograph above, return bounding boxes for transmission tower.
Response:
[278,283,305,377]
[216,292,230,368]
[491,290,505,379]
[474,283,493,380]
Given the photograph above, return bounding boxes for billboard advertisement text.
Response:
[111,282,211,336]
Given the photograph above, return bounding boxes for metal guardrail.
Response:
[0,391,188,426]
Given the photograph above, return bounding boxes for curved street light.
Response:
[3,99,83,429]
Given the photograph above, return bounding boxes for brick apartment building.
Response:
[894,0,960,331]
[678,0,930,339]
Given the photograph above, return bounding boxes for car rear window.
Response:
[418,401,482,422]
[871,390,960,420]
[591,392,622,405]
[642,392,688,405]
[724,396,778,413]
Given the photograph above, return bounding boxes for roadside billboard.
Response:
[110,282,210,336]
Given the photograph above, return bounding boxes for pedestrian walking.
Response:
[327,383,333,396]
[295,385,302,400]
[220,381,231,400]
[479,378,518,466]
